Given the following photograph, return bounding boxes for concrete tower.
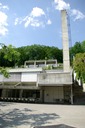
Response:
[61,10,70,72]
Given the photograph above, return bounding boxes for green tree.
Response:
[81,40,85,52]
[0,44,20,77]
[3,45,20,67]
[50,47,63,63]
[28,44,46,60]
[73,53,85,83]
[70,42,84,65]
[70,42,83,57]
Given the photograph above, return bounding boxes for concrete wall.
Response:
[0,68,41,83]
[38,72,72,85]
[21,73,37,82]
[44,86,64,103]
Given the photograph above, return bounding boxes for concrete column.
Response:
[40,89,44,103]
[45,60,46,66]
[2,89,7,98]
[19,89,23,98]
[40,90,43,102]
[34,61,36,67]
[71,84,73,104]
[61,10,70,72]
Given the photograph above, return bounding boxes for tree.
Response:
[70,42,83,57]
[81,40,85,52]
[17,44,63,64]
[3,45,20,66]
[73,53,85,83]
[70,42,84,65]
[0,43,20,77]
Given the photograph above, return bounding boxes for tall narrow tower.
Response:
[61,10,70,72]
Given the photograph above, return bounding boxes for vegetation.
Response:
[73,53,85,83]
[69,41,85,83]
[0,44,20,77]
[0,40,85,76]
[0,44,63,67]
[15,41,85,67]
[70,41,85,64]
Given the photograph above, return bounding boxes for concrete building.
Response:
[0,10,73,104]
[0,61,73,104]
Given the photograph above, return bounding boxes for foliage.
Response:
[17,42,84,67]
[70,41,85,65]
[0,40,85,69]
[3,45,20,66]
[0,44,20,77]
[17,44,63,66]
[3,45,17,60]
[0,67,10,78]
[81,40,85,52]
[43,65,52,70]
[70,42,83,57]
[73,53,85,82]
[0,44,20,67]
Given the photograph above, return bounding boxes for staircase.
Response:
[73,85,85,105]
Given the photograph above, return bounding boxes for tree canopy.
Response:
[73,53,85,82]
[14,44,63,66]
[81,40,85,52]
[0,44,20,77]
[0,40,85,70]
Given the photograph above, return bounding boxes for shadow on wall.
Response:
[0,107,59,128]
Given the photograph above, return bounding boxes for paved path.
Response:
[0,102,85,128]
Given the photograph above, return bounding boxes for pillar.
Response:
[40,89,44,103]
[71,84,73,104]
[19,89,23,98]
[61,10,70,72]
[2,89,7,98]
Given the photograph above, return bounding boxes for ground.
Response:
[0,102,85,128]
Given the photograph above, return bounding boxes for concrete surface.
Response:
[0,102,85,128]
